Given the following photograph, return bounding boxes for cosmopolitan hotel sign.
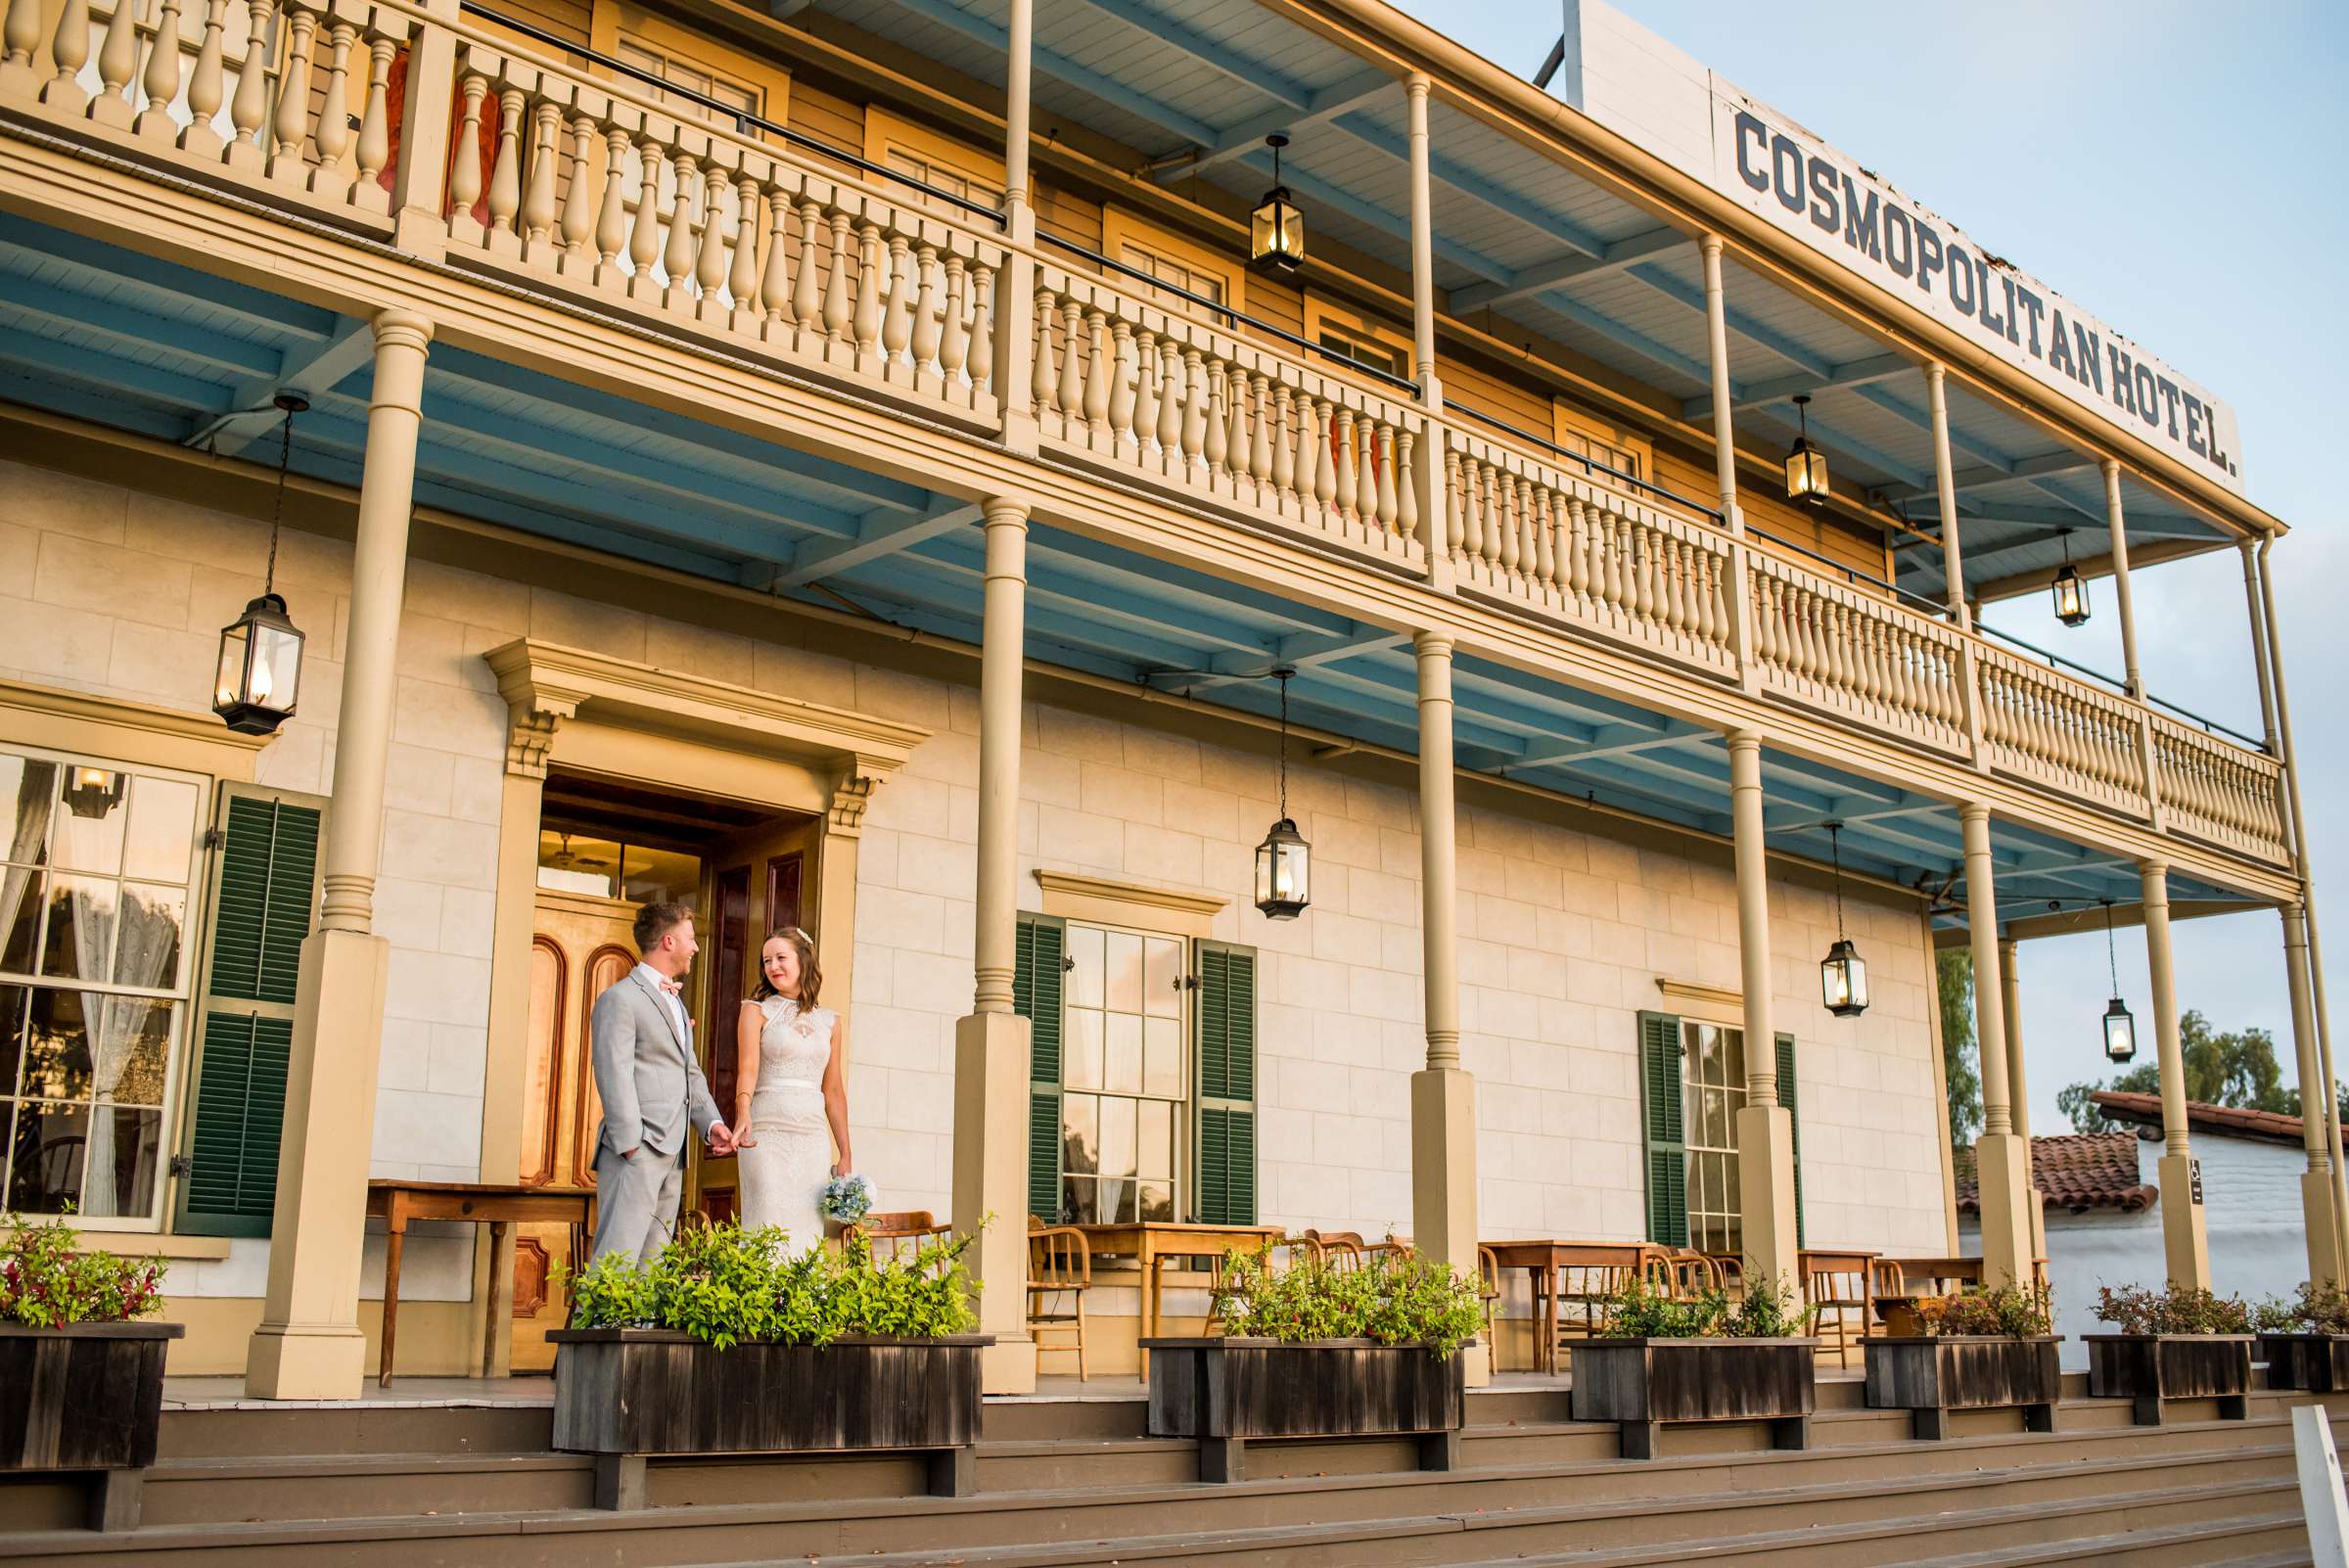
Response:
[1549,1,2244,493]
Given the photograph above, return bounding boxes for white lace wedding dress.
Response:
[737,994,836,1258]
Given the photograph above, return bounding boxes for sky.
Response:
[1389,0,2349,1132]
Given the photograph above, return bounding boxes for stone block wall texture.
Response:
[1,458,1950,1302]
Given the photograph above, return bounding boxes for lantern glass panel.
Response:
[249,619,302,713]
[2102,999,2137,1063]
[2052,566,2090,626]
[1819,939,1868,1016]
[1783,442,1827,501]
[1251,193,1303,270]
[213,622,251,713]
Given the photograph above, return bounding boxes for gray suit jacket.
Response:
[591,970,722,1160]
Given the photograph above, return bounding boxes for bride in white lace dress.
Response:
[732,927,852,1257]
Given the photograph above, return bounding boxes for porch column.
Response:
[1001,0,1032,224]
[1409,632,1482,1380]
[1996,936,2046,1264]
[1405,73,1441,409]
[1962,805,2029,1288]
[991,0,1038,456]
[951,496,1037,1394]
[2285,903,2342,1286]
[245,309,434,1399]
[389,0,459,254]
[1925,363,1968,630]
[2099,459,2143,698]
[1727,731,1797,1292]
[2141,859,2213,1290]
[1699,236,1755,677]
[2256,535,2349,1269]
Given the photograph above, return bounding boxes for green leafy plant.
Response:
[1914,1282,2052,1338]
[561,1220,979,1350]
[2252,1281,2349,1336]
[1212,1245,1483,1356]
[1595,1274,1817,1339]
[0,1212,167,1327]
[2093,1283,2252,1336]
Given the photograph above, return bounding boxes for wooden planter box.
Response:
[2258,1333,2349,1393]
[0,1321,183,1531]
[1569,1337,1818,1459]
[548,1328,989,1505]
[1139,1337,1466,1483]
[2084,1334,2254,1425]
[1864,1336,2062,1440]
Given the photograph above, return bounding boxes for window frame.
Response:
[864,105,1006,211]
[0,741,212,1233]
[1303,295,1415,383]
[1053,913,1192,1227]
[586,1,793,129]
[1551,397,1654,484]
[1103,208,1246,323]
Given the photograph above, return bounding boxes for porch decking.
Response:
[0,1365,2333,1566]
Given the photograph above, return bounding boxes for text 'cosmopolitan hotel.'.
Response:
[0,0,2327,1394]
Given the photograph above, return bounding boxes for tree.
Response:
[1939,948,1982,1147]
[2060,1010,2298,1133]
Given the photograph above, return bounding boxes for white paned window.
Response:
[1681,1018,1747,1258]
[1058,921,1185,1224]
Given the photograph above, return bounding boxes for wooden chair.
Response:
[1663,1249,1725,1299]
[1476,1245,1503,1367]
[1799,1249,1877,1367]
[1304,1229,1369,1272]
[1538,1243,1667,1356]
[1705,1252,1747,1300]
[849,1210,954,1272]
[1027,1222,1092,1381]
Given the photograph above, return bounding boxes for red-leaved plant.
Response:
[0,1212,167,1327]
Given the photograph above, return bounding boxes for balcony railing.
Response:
[0,0,2293,869]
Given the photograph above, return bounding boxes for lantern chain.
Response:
[2102,898,2120,992]
[264,392,308,599]
[1274,667,1292,822]
[1827,821,1848,944]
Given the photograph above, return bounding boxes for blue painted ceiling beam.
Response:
[885,0,1218,148]
[188,321,378,458]
[1073,0,1315,110]
[1681,352,1913,422]
[1031,525,1355,639]
[1155,69,1396,180]
[1,223,338,340]
[0,327,237,412]
[0,275,282,381]
[1331,112,1609,259]
[1452,657,1682,734]
[0,369,189,442]
[1625,262,1831,381]
[1232,148,1514,285]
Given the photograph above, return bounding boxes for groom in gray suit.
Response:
[586,899,736,1265]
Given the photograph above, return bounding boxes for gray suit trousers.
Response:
[587,1141,684,1267]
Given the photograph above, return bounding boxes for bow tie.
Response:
[656,978,682,996]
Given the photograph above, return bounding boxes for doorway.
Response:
[506,768,819,1369]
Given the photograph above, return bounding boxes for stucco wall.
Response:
[2,456,1952,1310]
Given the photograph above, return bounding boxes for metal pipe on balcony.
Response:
[1925,362,1968,631]
[1002,0,1033,223]
[2100,458,2143,699]
[1699,235,1755,678]
[1405,72,1440,410]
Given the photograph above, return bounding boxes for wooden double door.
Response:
[507,812,816,1370]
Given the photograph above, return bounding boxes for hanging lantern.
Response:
[2099,899,2136,1063]
[1249,134,1306,276]
[62,766,126,820]
[1783,393,1828,506]
[1818,822,1868,1017]
[214,393,309,737]
[1253,669,1311,919]
[2050,527,2091,627]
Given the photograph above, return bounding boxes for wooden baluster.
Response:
[521,101,560,250]
[307,22,355,194]
[1519,482,1546,589]
[1106,319,1137,445]
[91,0,139,127]
[1,0,42,98]
[176,0,228,156]
[484,89,526,249]
[1154,338,1183,456]
[759,187,793,326]
[1056,299,1085,419]
[880,234,915,361]
[660,153,700,303]
[1246,373,1272,489]
[1443,449,1465,559]
[1179,349,1208,473]
[554,115,600,271]
[221,0,275,162]
[792,201,823,328]
[444,72,487,245]
[1452,456,1481,567]
[728,174,763,324]
[1030,287,1058,415]
[1082,308,1112,433]
[1128,328,1160,450]
[1660,537,1688,635]
[1310,397,1336,515]
[267,6,316,165]
[1560,498,1587,609]
[1374,426,1399,531]
[1292,392,1320,512]
[1396,432,1420,544]
[349,35,393,210]
[1343,408,1362,516]
[1225,368,1251,485]
[968,264,995,391]
[939,255,971,381]
[1497,468,1523,576]
[1271,385,1296,499]
[1692,548,1718,646]
[1203,363,1230,478]
[38,0,89,113]
[850,221,882,349]
[594,127,632,278]
[624,139,665,300]
[1356,416,1379,531]
[910,245,944,371]
[134,0,185,140]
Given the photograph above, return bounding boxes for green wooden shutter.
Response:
[176,784,325,1237]
[1012,914,1065,1223]
[1195,942,1257,1225]
[1776,1032,1805,1247]
[1637,1011,1687,1248]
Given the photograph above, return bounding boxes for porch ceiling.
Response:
[0,213,2257,931]
[794,0,2233,602]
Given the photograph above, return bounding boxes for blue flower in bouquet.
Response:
[820,1173,876,1224]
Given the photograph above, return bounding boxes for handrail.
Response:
[459,2,1006,226]
[1443,398,1721,520]
[1036,233,1423,398]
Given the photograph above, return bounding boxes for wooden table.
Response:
[1480,1240,1666,1375]
[367,1180,592,1387]
[1069,1222,1283,1380]
[1871,1256,1986,1335]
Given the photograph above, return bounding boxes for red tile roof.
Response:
[2090,1090,2337,1149]
[1954,1132,2157,1215]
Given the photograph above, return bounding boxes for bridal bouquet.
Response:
[819,1173,876,1225]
